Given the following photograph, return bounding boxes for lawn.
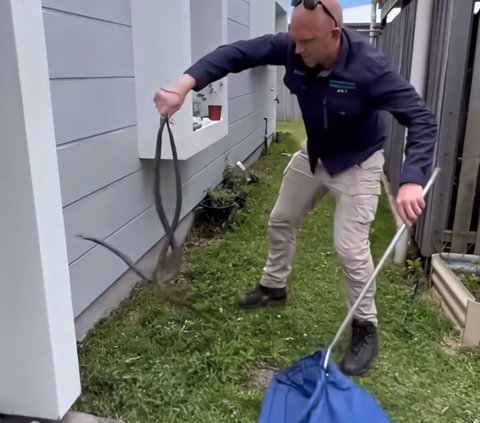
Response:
[75,122,480,423]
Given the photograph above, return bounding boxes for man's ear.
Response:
[332,27,342,40]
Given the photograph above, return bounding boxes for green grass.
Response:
[75,122,480,423]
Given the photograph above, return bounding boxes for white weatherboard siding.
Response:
[249,0,279,138]
[0,0,80,418]
[40,0,280,332]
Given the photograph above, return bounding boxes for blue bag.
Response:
[258,351,390,423]
[257,171,441,422]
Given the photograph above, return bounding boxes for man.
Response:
[154,0,437,376]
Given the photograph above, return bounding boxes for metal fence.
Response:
[377,0,417,195]
[380,0,480,257]
[276,1,480,257]
[438,1,480,255]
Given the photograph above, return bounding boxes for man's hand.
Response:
[153,74,196,118]
[396,183,425,227]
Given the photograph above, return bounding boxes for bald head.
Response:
[322,0,343,27]
[292,0,343,28]
[289,0,343,68]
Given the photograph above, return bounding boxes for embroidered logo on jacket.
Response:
[329,79,357,93]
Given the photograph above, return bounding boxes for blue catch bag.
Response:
[258,350,390,423]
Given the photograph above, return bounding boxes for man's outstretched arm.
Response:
[154,33,291,117]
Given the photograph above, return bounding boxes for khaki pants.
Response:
[260,149,384,325]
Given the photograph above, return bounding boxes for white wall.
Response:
[250,0,278,134]
[0,0,80,418]
[49,0,281,336]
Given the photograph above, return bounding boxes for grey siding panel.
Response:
[228,19,250,43]
[227,110,263,148]
[228,0,250,27]
[181,135,263,210]
[57,127,140,206]
[179,108,262,183]
[69,206,161,317]
[41,0,131,26]
[229,68,268,98]
[58,0,277,321]
[178,137,228,184]
[229,127,264,161]
[63,168,154,263]
[43,10,134,79]
[68,159,231,317]
[68,128,267,318]
[181,161,228,212]
[50,78,136,145]
[229,92,263,123]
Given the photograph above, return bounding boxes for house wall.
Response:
[0,1,80,418]
[41,0,281,336]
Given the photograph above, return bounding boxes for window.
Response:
[131,0,228,160]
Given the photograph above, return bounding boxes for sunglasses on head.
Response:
[291,0,338,28]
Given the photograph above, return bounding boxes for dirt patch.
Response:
[425,288,443,307]
[441,333,462,355]
[184,231,221,250]
[247,367,276,391]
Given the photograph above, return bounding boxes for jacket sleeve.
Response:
[184,33,291,91]
[369,60,438,187]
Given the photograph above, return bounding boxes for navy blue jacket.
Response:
[185,28,437,186]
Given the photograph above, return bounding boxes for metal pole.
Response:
[322,167,441,371]
[370,0,378,46]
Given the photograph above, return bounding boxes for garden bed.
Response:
[431,253,480,346]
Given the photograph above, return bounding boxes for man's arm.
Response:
[154,33,291,117]
[369,60,438,226]
[370,65,437,186]
[185,33,291,91]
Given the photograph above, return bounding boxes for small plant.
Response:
[274,130,292,144]
[196,163,253,232]
[207,187,238,208]
[463,274,480,302]
[405,257,426,284]
[455,272,480,302]
[223,165,248,190]
[198,187,240,229]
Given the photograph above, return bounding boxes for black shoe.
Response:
[341,320,378,376]
[238,284,286,309]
